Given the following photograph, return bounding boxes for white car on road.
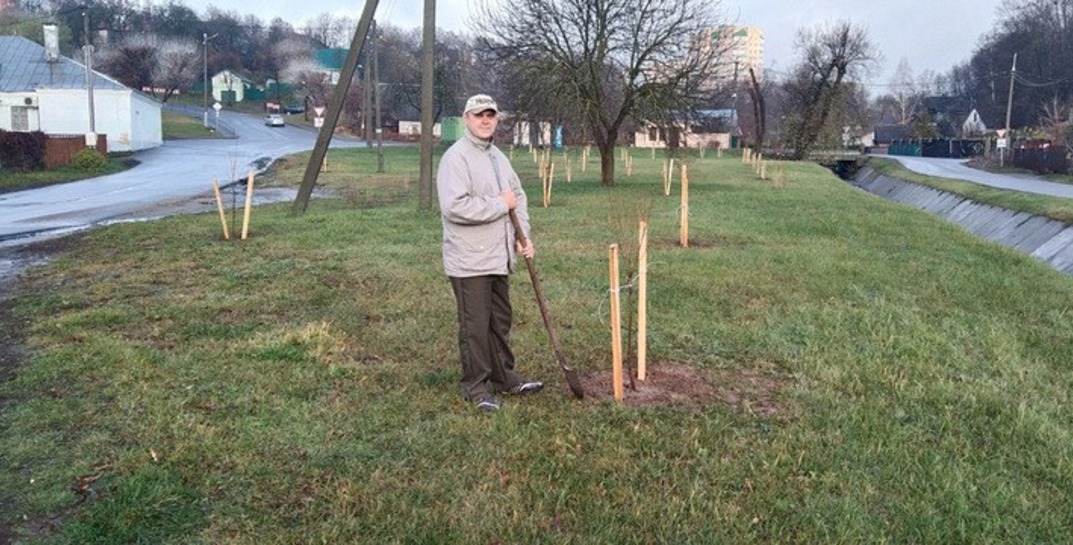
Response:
[264,113,285,127]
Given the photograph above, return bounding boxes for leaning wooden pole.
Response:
[609,244,623,402]
[211,179,229,240]
[637,220,648,381]
[292,0,379,214]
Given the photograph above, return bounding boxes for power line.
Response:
[1014,73,1071,88]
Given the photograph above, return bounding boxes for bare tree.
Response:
[747,67,766,149]
[98,34,198,103]
[475,0,726,186]
[1041,98,1073,156]
[784,22,877,160]
[304,12,337,47]
[889,58,918,124]
[154,38,200,103]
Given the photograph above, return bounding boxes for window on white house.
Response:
[11,107,29,131]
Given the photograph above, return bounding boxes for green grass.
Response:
[0,157,130,194]
[3,146,1073,543]
[162,111,222,140]
[869,157,1073,223]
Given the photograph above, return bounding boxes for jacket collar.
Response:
[464,127,493,151]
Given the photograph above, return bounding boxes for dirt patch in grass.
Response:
[575,361,789,415]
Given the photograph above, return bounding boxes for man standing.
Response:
[437,94,544,413]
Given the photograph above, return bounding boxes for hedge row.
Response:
[0,130,47,171]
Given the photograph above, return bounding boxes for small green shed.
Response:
[441,117,464,143]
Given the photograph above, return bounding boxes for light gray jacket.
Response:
[437,131,531,278]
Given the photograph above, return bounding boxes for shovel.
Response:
[509,209,585,399]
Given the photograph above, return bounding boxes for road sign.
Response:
[314,117,324,128]
[314,106,326,117]
[997,138,1009,149]
[213,102,222,112]
[996,129,1007,138]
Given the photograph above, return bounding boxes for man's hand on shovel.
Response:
[515,239,535,259]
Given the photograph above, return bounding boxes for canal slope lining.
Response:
[852,166,1073,275]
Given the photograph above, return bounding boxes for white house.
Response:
[0,35,162,152]
[962,109,988,137]
[398,120,441,137]
[212,70,253,103]
[634,109,738,150]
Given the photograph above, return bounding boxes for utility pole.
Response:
[418,0,436,209]
[1001,52,1017,167]
[203,33,218,128]
[363,20,375,148]
[292,0,380,214]
[373,23,384,173]
[82,10,96,143]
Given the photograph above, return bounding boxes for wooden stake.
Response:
[241,171,254,240]
[547,162,555,206]
[717,147,723,158]
[322,155,328,173]
[662,159,670,196]
[566,158,573,183]
[665,158,675,196]
[542,175,547,208]
[651,146,655,159]
[680,165,689,247]
[211,179,230,240]
[637,220,648,381]
[509,146,514,161]
[626,151,633,176]
[760,161,767,180]
[609,243,623,402]
[700,146,706,159]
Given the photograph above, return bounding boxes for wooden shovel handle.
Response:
[508,210,573,374]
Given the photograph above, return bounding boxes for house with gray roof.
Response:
[0,34,162,152]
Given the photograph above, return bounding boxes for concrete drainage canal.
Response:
[843,163,1073,276]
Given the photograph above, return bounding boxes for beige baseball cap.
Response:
[464,94,498,116]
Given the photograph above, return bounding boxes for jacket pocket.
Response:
[458,222,502,253]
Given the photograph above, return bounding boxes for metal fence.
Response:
[889,138,986,159]
[1012,147,1070,175]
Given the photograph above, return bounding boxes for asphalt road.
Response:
[0,110,363,243]
[884,155,1073,199]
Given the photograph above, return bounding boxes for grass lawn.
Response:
[3,146,1073,543]
[869,156,1073,223]
[0,157,131,194]
[162,111,222,140]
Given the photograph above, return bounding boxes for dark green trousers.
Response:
[449,275,525,400]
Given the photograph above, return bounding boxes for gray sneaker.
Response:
[473,394,502,413]
[507,381,544,396]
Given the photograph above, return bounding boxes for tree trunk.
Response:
[599,141,616,186]
[749,67,766,150]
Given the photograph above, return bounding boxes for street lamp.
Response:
[202,32,218,128]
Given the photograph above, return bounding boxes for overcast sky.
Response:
[186,0,1007,87]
